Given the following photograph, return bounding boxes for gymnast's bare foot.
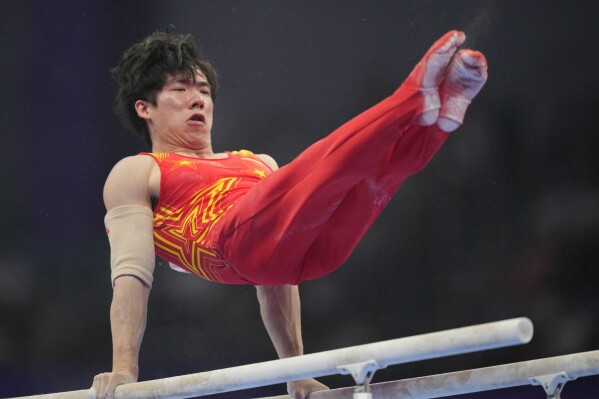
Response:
[407,30,466,126]
[437,49,488,132]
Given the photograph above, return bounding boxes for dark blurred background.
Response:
[1,1,598,398]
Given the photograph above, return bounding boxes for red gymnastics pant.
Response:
[218,84,450,285]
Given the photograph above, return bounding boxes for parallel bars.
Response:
[7,318,533,399]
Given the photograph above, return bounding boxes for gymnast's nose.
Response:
[190,91,205,110]
[191,98,204,110]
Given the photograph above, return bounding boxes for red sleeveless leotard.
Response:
[144,150,273,284]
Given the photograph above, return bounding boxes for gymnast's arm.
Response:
[256,285,329,399]
[253,154,328,398]
[92,156,156,399]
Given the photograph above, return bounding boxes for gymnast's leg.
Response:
[299,47,489,281]
[299,48,489,281]
[298,123,448,281]
[218,31,486,284]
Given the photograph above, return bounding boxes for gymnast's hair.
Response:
[111,31,219,145]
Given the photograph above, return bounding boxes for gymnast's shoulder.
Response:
[103,155,155,210]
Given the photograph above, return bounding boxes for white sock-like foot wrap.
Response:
[439,94,471,124]
[421,88,441,114]
[416,87,441,126]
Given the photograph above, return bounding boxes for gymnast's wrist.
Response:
[111,364,139,380]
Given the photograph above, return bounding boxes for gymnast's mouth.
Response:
[188,114,206,123]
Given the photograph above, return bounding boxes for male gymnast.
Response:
[92,29,488,399]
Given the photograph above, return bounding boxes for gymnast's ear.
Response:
[135,100,152,121]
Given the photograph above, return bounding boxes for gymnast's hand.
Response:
[287,378,329,399]
[91,370,136,399]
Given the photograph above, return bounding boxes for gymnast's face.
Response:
[136,69,214,148]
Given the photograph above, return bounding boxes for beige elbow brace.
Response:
[105,205,156,288]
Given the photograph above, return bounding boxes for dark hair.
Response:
[111,31,219,144]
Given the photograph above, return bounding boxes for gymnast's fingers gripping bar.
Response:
[8,317,533,399]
